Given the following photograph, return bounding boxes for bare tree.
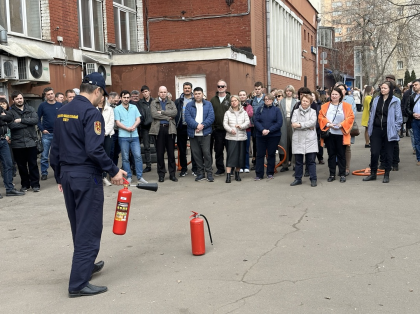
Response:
[321,0,420,86]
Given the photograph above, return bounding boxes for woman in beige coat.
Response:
[290,94,318,187]
[223,95,250,183]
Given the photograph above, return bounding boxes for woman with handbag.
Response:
[318,88,355,183]
[223,95,250,183]
[363,81,402,183]
[290,94,318,187]
[337,84,357,175]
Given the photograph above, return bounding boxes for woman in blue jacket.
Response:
[363,81,402,183]
[253,94,283,180]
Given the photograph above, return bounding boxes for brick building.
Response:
[0,0,319,108]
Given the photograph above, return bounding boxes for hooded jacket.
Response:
[368,95,402,141]
[8,104,38,148]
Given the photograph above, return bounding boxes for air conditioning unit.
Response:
[85,63,112,86]
[17,58,50,82]
[311,46,317,54]
[0,56,18,80]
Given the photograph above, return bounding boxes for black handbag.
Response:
[35,129,44,154]
[321,129,330,139]
[321,102,339,139]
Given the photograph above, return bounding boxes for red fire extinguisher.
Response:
[113,178,132,235]
[190,211,213,255]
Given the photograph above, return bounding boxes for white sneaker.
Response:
[103,178,112,186]
[138,177,148,184]
[244,169,250,173]
[127,177,132,184]
[239,169,244,173]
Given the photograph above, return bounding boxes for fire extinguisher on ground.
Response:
[113,178,158,235]
[190,211,213,255]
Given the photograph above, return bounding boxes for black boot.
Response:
[226,173,231,183]
[363,171,377,181]
[235,171,241,181]
[383,171,390,183]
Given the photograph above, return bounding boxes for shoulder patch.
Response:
[94,121,101,135]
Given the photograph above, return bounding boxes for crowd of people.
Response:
[1,73,420,198]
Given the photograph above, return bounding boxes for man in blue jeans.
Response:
[114,90,148,184]
[37,87,62,180]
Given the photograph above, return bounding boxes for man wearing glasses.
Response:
[210,80,230,176]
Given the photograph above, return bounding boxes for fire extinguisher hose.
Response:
[199,214,213,245]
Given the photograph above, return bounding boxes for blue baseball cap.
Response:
[83,72,109,96]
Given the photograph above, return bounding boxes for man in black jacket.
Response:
[0,99,25,198]
[137,86,153,172]
[8,91,41,192]
[210,80,230,175]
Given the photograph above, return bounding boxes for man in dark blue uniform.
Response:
[50,73,126,298]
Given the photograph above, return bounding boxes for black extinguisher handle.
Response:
[199,214,213,245]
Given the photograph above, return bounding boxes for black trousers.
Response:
[62,170,103,292]
[295,152,317,180]
[316,130,324,161]
[155,125,176,176]
[325,134,346,177]
[140,127,152,167]
[380,141,399,166]
[210,129,226,172]
[370,127,396,172]
[177,125,197,172]
[13,146,40,188]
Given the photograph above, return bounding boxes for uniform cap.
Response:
[83,72,109,96]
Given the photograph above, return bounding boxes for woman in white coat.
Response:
[98,96,115,186]
[290,94,318,187]
[223,95,250,183]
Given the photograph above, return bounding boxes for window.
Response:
[397,61,403,69]
[335,36,342,42]
[270,0,302,80]
[332,11,342,16]
[332,2,342,7]
[78,0,105,51]
[0,0,41,38]
[397,79,403,86]
[304,29,306,40]
[318,28,333,48]
[114,0,138,51]
[335,28,342,33]
[346,1,352,6]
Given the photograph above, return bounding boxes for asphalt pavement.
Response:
[1,116,420,313]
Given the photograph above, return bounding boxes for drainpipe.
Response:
[316,16,321,88]
[266,0,271,93]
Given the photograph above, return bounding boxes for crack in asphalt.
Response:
[214,205,309,313]
[240,206,308,283]
[213,286,264,314]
